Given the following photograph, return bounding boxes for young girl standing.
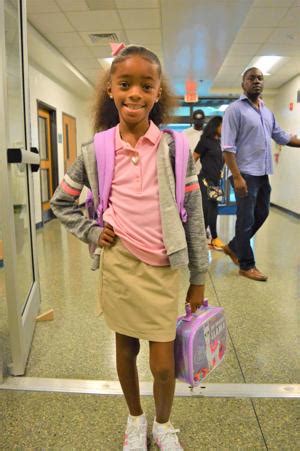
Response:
[51,45,208,450]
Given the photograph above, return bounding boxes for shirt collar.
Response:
[115,120,161,151]
[239,93,265,107]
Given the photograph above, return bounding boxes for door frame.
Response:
[37,101,58,222]
[0,0,41,375]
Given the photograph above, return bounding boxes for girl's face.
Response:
[107,55,162,131]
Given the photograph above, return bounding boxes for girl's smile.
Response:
[123,102,145,111]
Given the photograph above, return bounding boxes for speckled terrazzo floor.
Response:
[0,207,299,449]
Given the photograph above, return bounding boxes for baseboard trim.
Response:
[270,203,300,219]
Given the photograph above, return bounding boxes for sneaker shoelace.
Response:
[125,422,147,450]
[156,427,182,450]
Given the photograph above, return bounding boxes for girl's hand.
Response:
[186,284,205,313]
[98,223,116,247]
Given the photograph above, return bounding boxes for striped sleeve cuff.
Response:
[185,175,199,193]
[60,174,83,197]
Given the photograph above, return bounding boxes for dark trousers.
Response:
[199,178,218,239]
[228,174,271,270]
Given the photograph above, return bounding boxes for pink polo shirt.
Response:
[103,121,169,266]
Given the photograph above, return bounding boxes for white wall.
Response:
[29,65,92,223]
[269,75,300,215]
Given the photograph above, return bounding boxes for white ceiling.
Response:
[26,0,300,99]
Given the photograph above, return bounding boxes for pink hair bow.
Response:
[110,42,126,56]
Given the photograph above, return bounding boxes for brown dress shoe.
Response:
[223,244,239,266]
[239,267,268,281]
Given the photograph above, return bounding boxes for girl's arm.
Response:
[183,153,209,310]
[50,154,102,246]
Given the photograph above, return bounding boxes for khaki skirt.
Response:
[99,238,180,342]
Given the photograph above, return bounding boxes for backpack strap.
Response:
[93,127,116,226]
[163,129,190,223]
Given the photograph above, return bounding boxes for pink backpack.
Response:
[86,127,190,227]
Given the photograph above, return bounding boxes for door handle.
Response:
[7,147,40,172]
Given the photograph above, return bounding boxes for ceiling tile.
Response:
[119,9,160,29]
[243,7,288,27]
[56,0,89,11]
[115,0,159,8]
[235,27,273,44]
[69,57,101,70]
[253,0,294,6]
[126,29,162,45]
[223,55,252,67]
[61,46,93,58]
[89,47,113,58]
[258,43,300,57]
[268,28,300,45]
[280,7,300,26]
[43,32,85,48]
[28,13,74,33]
[217,66,244,77]
[85,0,117,10]
[27,0,60,13]
[228,43,261,56]
[65,10,123,31]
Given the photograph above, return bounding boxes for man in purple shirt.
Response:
[221,67,300,281]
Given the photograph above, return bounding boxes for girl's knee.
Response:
[151,364,175,383]
[116,335,140,359]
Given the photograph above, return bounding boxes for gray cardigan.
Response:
[50,133,208,285]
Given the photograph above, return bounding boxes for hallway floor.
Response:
[0,207,299,449]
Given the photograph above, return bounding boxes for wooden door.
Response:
[38,108,53,212]
[62,113,77,171]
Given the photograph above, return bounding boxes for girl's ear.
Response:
[156,88,162,103]
[107,82,112,98]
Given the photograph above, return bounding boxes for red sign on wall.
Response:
[185,79,198,103]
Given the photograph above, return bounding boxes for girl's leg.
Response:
[116,332,143,416]
[207,199,218,239]
[149,341,175,423]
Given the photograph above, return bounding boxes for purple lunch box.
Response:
[175,300,226,387]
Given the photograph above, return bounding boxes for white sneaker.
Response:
[123,413,148,451]
[152,420,183,450]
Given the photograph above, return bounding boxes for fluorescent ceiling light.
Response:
[98,57,114,70]
[244,56,283,76]
[219,104,229,112]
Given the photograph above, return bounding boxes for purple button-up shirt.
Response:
[221,94,291,176]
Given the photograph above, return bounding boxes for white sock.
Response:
[154,418,172,428]
[129,413,145,422]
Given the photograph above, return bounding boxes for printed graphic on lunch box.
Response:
[193,316,226,382]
